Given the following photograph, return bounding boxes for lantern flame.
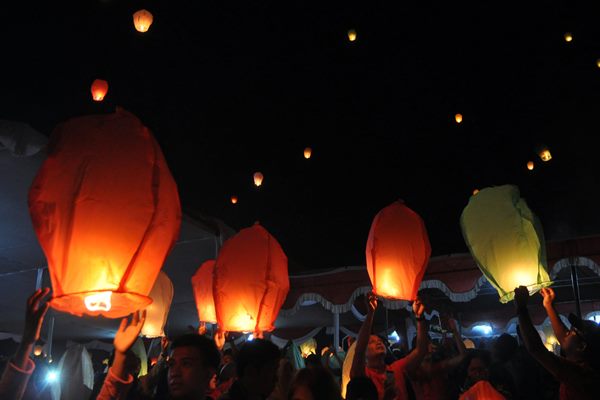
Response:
[84,291,112,312]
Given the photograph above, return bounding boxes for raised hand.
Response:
[366,291,378,315]
[540,287,556,309]
[198,321,207,335]
[412,297,425,319]
[214,330,227,350]
[514,286,530,311]
[160,336,170,355]
[114,310,146,354]
[22,288,51,344]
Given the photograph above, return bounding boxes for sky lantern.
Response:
[253,172,264,187]
[460,185,552,303]
[596,59,600,68]
[191,260,217,324]
[366,201,431,300]
[142,271,174,338]
[472,189,479,195]
[90,79,108,102]
[213,223,289,334]
[564,32,573,42]
[299,338,317,358]
[527,161,535,170]
[304,147,312,159]
[347,29,357,42]
[230,195,238,204]
[455,113,463,124]
[133,9,154,33]
[539,148,552,162]
[29,109,181,318]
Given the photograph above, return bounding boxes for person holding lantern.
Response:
[513,285,600,400]
[350,292,428,400]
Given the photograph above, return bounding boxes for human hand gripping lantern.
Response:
[213,223,289,336]
[28,109,181,318]
[366,201,431,301]
[460,185,552,303]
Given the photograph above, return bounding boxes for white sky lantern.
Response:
[141,271,174,338]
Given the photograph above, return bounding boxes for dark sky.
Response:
[2,1,599,271]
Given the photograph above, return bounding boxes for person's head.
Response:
[492,333,518,363]
[466,352,491,383]
[288,367,342,400]
[305,353,322,368]
[366,335,386,360]
[222,348,234,366]
[564,314,600,369]
[236,339,281,396]
[218,361,237,384]
[345,376,378,400]
[167,334,221,400]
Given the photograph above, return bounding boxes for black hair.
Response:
[289,367,342,400]
[235,339,280,378]
[305,353,322,367]
[171,334,221,371]
[346,376,378,400]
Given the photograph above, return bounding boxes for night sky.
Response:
[2,1,600,271]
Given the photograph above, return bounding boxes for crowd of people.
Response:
[0,285,599,399]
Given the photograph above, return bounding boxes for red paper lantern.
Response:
[191,260,217,324]
[213,223,289,334]
[29,109,181,318]
[90,79,109,102]
[366,201,431,300]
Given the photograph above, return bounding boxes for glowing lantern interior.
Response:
[460,185,552,303]
[85,291,112,312]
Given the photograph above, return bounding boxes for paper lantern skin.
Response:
[366,201,431,301]
[29,109,181,318]
[213,224,289,333]
[191,260,217,324]
[133,9,153,33]
[460,185,552,303]
[142,271,174,338]
[90,79,108,102]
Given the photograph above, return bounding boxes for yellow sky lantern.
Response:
[299,338,317,358]
[461,185,552,303]
[347,29,357,42]
[133,9,154,33]
[253,172,264,187]
[539,149,552,162]
[564,32,573,42]
[527,161,534,170]
[304,147,312,159]
[455,113,463,124]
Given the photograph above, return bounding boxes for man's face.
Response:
[366,335,386,359]
[168,346,214,399]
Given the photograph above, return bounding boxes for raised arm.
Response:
[540,288,567,346]
[402,298,428,372]
[350,292,377,379]
[0,288,50,400]
[439,316,467,371]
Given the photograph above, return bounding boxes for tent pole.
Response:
[333,312,340,351]
[47,316,55,361]
[570,263,582,318]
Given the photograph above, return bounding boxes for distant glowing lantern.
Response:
[29,109,181,318]
[596,59,600,68]
[253,172,264,187]
[347,29,357,42]
[90,79,108,102]
[463,339,475,349]
[473,189,479,196]
[455,113,463,124]
[366,201,431,300]
[133,9,153,33]
[231,196,238,204]
[192,260,217,324]
[33,344,44,357]
[527,161,534,170]
[299,338,317,358]
[460,185,552,303]
[304,147,312,159]
[213,223,289,334]
[539,149,552,162]
[564,32,573,42]
[142,271,174,338]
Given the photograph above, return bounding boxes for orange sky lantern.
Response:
[253,172,264,187]
[213,223,289,334]
[527,161,534,170]
[90,79,108,102]
[133,9,154,33]
[304,147,312,159]
[230,195,238,204]
[191,260,217,324]
[455,113,463,124]
[29,109,181,318]
[366,201,431,300]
